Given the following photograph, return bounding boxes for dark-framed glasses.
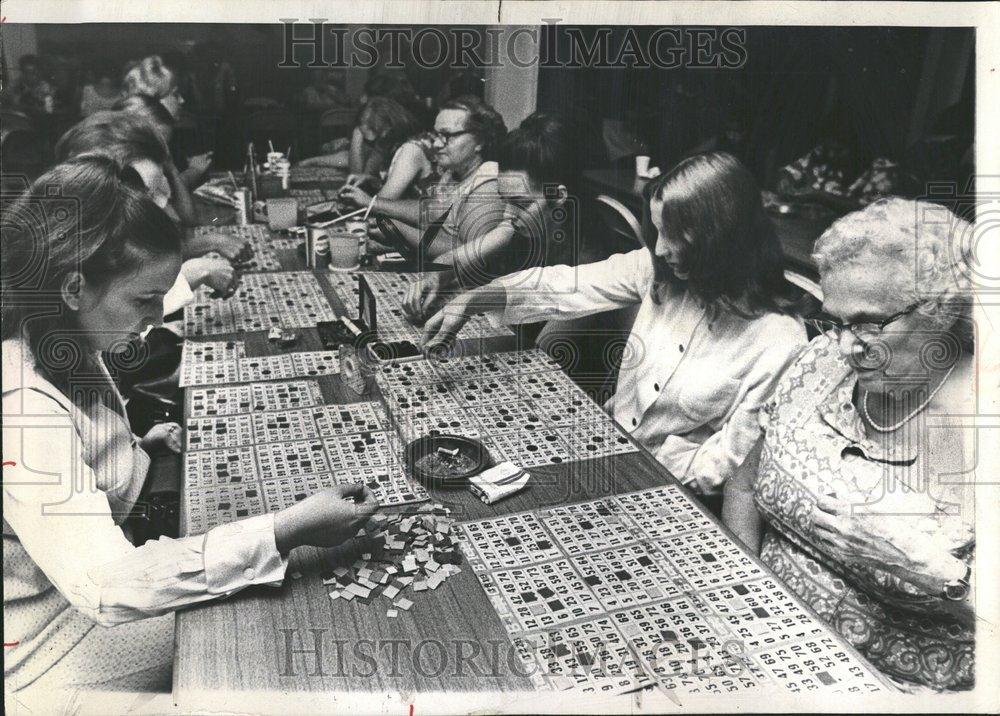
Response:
[430,129,471,145]
[806,301,925,339]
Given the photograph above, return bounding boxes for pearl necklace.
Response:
[862,363,956,433]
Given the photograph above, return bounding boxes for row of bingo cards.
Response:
[457,485,888,698]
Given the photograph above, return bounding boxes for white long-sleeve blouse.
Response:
[493,249,808,494]
[2,339,288,691]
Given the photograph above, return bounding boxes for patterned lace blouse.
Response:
[754,335,975,691]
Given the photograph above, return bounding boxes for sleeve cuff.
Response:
[203,512,288,594]
[163,271,196,316]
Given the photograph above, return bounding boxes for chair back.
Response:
[594,194,644,250]
[783,269,825,339]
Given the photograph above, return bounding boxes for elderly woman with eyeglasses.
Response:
[723,198,976,691]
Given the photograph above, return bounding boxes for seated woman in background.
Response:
[56,111,241,315]
[343,96,428,193]
[299,97,423,190]
[723,198,976,691]
[420,152,807,498]
[298,67,425,171]
[79,61,121,116]
[123,55,212,190]
[403,112,584,319]
[55,110,244,261]
[114,94,207,222]
[1,156,378,697]
[339,95,508,262]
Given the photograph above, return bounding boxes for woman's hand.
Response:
[273,484,378,555]
[420,285,508,352]
[206,233,251,262]
[403,272,449,325]
[420,293,476,352]
[344,173,374,189]
[811,494,968,595]
[187,151,214,178]
[338,184,373,209]
[183,256,237,296]
[141,422,183,455]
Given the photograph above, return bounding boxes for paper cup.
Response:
[328,231,360,271]
[635,155,651,177]
[266,197,298,230]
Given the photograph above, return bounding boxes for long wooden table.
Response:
[171,190,891,704]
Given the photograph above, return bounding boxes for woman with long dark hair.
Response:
[421,152,808,496]
[2,156,376,696]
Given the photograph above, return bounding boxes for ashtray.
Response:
[405,434,492,488]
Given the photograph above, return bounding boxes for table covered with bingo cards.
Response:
[171,214,893,704]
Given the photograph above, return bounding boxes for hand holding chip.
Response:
[420,296,474,354]
[274,484,379,555]
[421,284,509,353]
[403,272,449,325]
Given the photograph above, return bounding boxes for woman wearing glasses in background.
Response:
[338,95,508,260]
[724,198,976,691]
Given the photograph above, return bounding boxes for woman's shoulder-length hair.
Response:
[0,155,181,391]
[641,151,794,319]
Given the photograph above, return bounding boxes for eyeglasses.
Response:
[430,129,471,145]
[806,301,925,339]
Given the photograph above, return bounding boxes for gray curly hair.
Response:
[813,197,974,336]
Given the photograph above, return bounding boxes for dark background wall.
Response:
[537,26,973,184]
[3,23,974,188]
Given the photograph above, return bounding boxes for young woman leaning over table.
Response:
[420,151,808,500]
[1,156,377,697]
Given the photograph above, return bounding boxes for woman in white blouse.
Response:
[421,152,808,496]
[2,156,377,698]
